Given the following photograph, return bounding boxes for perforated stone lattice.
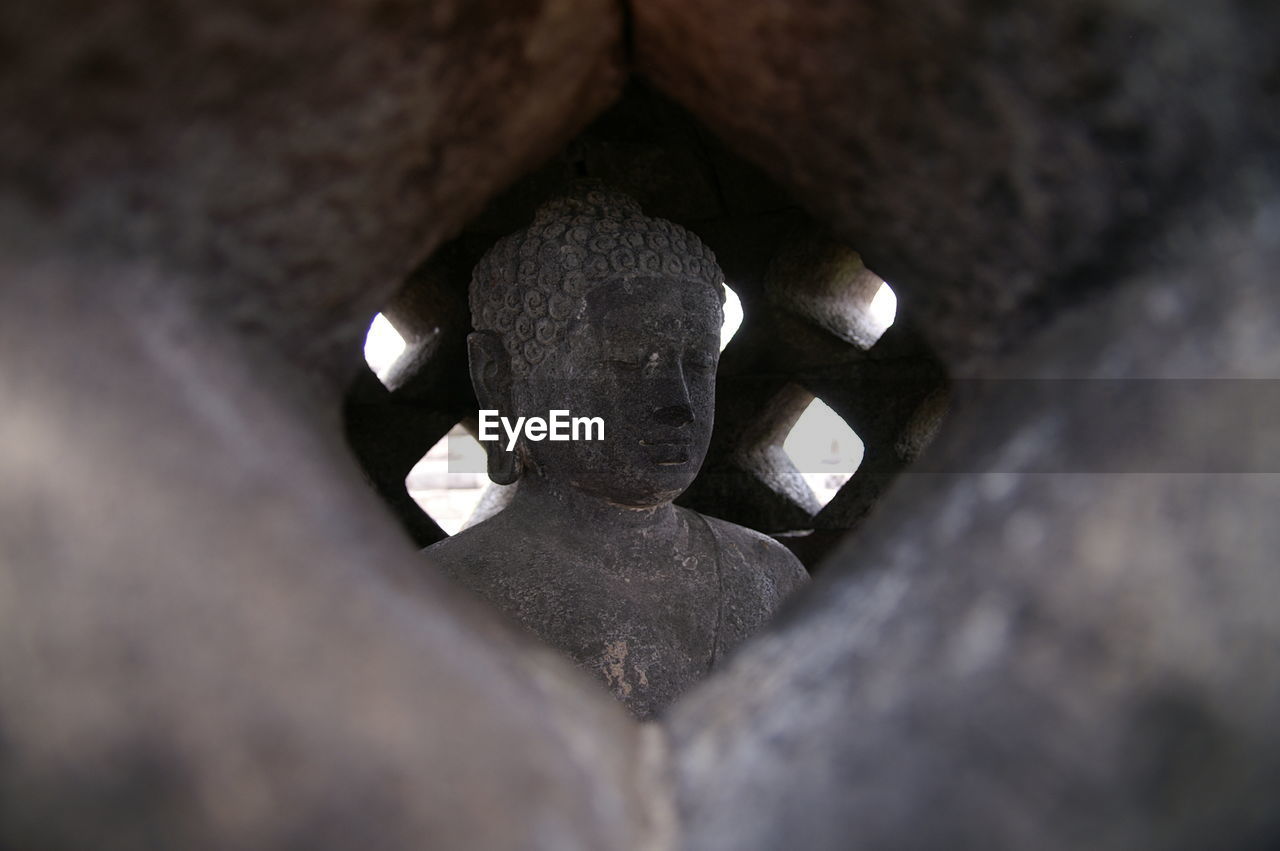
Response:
[7,0,1279,847]
[347,218,946,572]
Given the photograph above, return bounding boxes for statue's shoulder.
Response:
[694,511,810,594]
[419,512,517,581]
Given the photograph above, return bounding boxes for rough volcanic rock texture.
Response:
[2,0,1279,847]
[665,176,1280,850]
[0,0,624,385]
[633,0,1277,368]
[0,2,663,849]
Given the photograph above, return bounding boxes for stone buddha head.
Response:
[468,185,725,508]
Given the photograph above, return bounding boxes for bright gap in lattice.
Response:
[783,397,864,508]
[721,283,743,351]
[867,280,897,335]
[406,425,490,535]
[364,313,406,383]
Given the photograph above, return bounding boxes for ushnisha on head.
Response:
[468,184,726,506]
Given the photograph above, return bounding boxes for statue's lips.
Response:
[639,438,690,465]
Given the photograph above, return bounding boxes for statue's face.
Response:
[513,275,722,507]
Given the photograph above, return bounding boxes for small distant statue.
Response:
[424,185,807,717]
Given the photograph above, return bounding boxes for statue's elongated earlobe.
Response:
[467,331,522,485]
[486,439,521,485]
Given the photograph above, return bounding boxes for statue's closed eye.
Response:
[606,349,656,371]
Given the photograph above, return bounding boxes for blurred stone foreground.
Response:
[1,2,1278,849]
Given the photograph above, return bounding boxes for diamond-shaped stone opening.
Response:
[364,312,406,385]
[405,425,489,535]
[783,397,864,508]
[766,233,899,351]
[833,272,897,349]
[720,282,744,351]
[866,279,897,341]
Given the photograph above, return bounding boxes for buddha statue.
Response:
[424,185,808,718]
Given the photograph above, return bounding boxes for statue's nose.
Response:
[649,359,694,426]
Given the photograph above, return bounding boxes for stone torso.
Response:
[425,505,806,717]
[424,185,809,717]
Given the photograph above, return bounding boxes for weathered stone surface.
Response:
[634,0,1277,369]
[3,0,1279,847]
[0,260,665,850]
[0,2,654,848]
[0,0,624,387]
[665,174,1280,849]
[425,186,808,717]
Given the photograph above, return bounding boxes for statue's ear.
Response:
[467,331,521,485]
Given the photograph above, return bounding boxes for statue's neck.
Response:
[506,474,680,538]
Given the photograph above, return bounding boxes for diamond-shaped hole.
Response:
[364,312,406,385]
[866,279,897,340]
[720,282,744,351]
[783,397,864,508]
[406,425,490,535]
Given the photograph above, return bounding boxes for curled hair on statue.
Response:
[469,182,725,378]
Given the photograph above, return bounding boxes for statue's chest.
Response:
[463,516,737,716]
[591,516,722,621]
[594,546,722,631]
